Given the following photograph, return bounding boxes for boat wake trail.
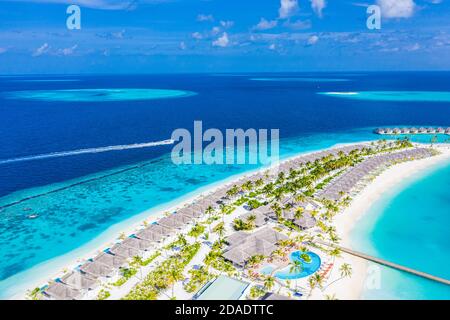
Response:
[0,139,174,165]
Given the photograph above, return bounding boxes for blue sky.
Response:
[0,0,449,74]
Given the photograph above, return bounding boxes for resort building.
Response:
[43,281,81,300]
[223,227,288,267]
[238,211,269,228]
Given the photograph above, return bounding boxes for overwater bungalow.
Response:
[437,127,445,134]
[385,128,393,134]
[392,128,401,134]
[446,127,450,134]
[410,127,419,133]
[43,282,81,300]
[427,127,436,133]
[401,128,409,134]
[418,127,427,133]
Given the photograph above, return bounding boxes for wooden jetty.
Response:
[317,240,450,286]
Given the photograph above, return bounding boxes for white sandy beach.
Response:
[328,144,450,300]
[7,142,450,300]
[7,142,362,299]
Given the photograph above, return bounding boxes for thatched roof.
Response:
[109,243,140,259]
[121,237,153,251]
[44,282,81,300]
[223,227,288,266]
[60,271,97,291]
[80,260,115,278]
[239,211,268,227]
[94,251,126,268]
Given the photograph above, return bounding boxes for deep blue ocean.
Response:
[0,72,449,298]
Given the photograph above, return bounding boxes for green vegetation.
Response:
[124,242,201,300]
[113,267,137,287]
[97,289,111,300]
[183,266,213,293]
[249,285,266,299]
[188,223,206,239]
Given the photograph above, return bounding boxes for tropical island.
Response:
[26,139,450,300]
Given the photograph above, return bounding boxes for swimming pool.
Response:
[261,251,321,280]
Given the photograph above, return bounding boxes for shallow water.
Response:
[351,160,450,299]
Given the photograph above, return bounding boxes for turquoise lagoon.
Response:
[250,77,350,82]
[351,159,450,299]
[320,91,450,102]
[3,88,196,102]
[0,128,382,298]
[0,128,448,298]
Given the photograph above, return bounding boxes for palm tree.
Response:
[309,273,324,292]
[264,276,275,291]
[294,207,304,220]
[213,222,225,241]
[324,263,353,290]
[167,265,183,299]
[289,260,303,291]
[339,263,352,278]
[131,256,144,279]
[246,214,257,229]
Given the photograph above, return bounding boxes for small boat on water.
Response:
[27,214,39,219]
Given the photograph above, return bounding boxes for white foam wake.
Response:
[0,139,174,165]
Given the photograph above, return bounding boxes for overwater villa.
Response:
[375,126,450,135]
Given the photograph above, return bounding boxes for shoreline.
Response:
[4,141,450,300]
[330,144,450,300]
[4,141,366,300]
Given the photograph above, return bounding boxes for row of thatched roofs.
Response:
[42,143,375,299]
[316,147,434,201]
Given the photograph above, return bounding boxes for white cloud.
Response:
[212,32,230,47]
[6,0,164,10]
[307,35,319,46]
[59,44,78,56]
[253,18,278,31]
[220,20,234,28]
[179,41,186,50]
[284,19,311,30]
[406,43,420,51]
[269,44,277,50]
[310,0,326,17]
[376,0,416,18]
[32,43,49,56]
[191,32,203,40]
[279,0,299,19]
[211,26,221,35]
[197,14,214,22]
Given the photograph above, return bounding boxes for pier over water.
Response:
[374,127,450,135]
[317,240,450,286]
